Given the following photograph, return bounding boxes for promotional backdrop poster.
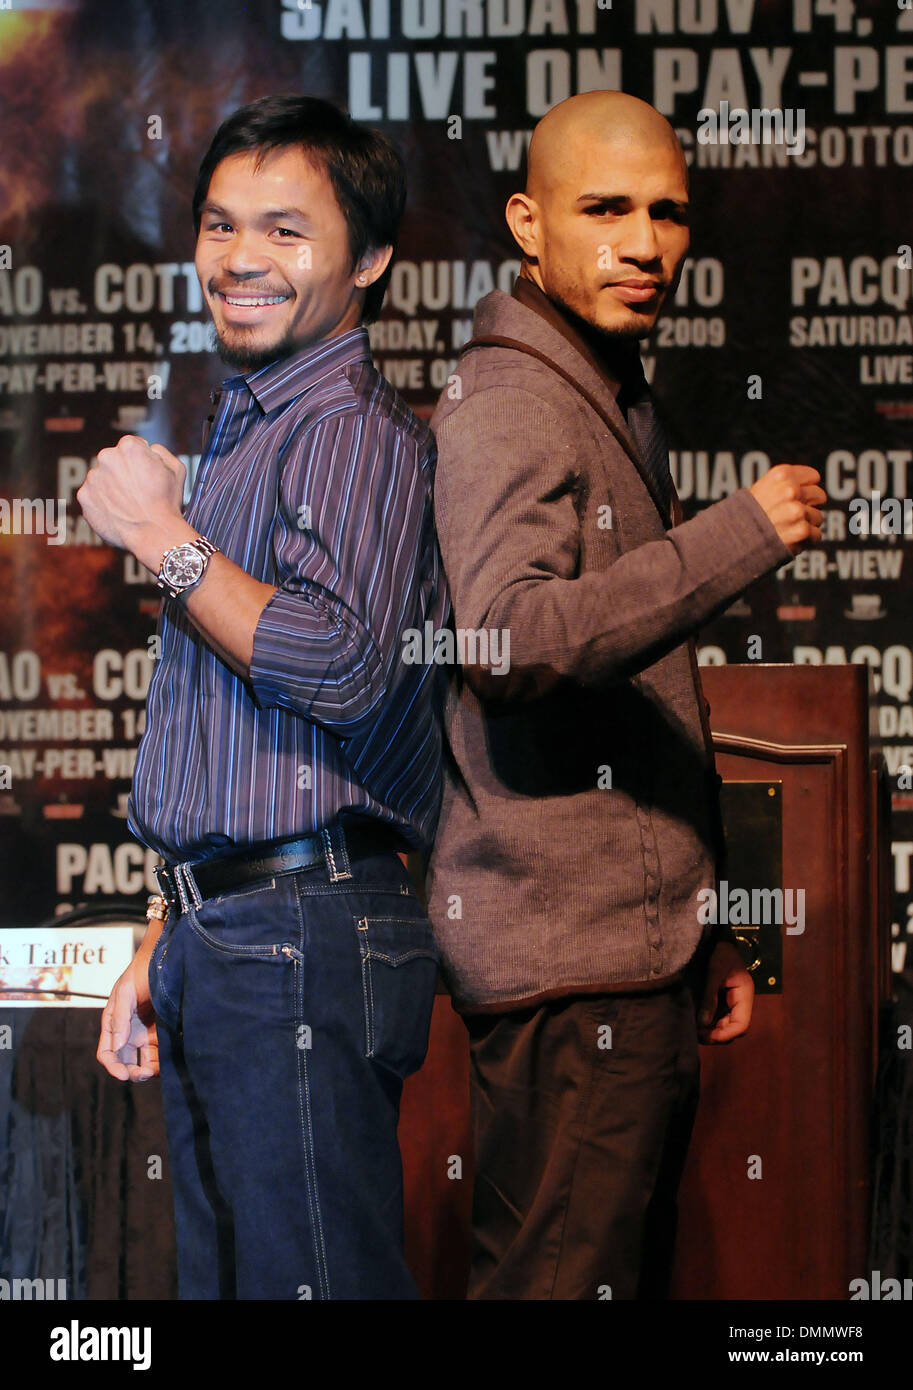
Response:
[0,0,910,1339]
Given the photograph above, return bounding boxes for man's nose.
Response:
[220,232,272,277]
[619,208,662,263]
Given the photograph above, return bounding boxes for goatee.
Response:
[214,329,301,372]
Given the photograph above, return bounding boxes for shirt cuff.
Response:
[248,584,383,724]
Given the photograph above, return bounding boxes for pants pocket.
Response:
[149,920,181,1032]
[185,879,293,958]
[354,914,439,1080]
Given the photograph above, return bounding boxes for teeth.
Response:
[223,295,287,306]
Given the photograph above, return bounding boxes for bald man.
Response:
[425,92,824,1300]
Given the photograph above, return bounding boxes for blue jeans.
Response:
[148,824,440,1300]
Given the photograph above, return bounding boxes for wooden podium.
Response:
[668,661,890,1299]
[398,663,891,1300]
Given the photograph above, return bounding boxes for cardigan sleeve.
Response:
[432,384,792,704]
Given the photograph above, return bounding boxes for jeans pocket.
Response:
[149,921,181,1032]
[355,914,440,1080]
[187,879,290,957]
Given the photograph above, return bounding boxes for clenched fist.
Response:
[77,434,187,552]
[749,463,825,556]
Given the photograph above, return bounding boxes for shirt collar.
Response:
[219,325,372,415]
[511,274,647,403]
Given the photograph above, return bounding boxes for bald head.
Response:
[526,91,688,203]
[505,90,690,341]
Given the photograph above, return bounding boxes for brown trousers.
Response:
[465,978,700,1300]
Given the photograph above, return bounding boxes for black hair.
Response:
[193,94,406,323]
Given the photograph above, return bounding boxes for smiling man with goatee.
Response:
[77,94,448,1301]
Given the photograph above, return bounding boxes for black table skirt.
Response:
[0,1008,176,1299]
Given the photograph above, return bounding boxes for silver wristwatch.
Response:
[156,536,219,599]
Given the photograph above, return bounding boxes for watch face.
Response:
[162,545,204,589]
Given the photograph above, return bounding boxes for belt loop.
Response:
[173,863,191,917]
[180,861,204,910]
[320,822,352,883]
[154,862,172,903]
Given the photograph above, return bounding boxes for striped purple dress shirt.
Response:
[128,327,449,864]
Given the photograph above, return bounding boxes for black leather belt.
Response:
[154,822,408,913]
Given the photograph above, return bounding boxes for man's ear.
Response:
[505,192,540,260]
[355,244,393,287]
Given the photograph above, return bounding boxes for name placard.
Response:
[0,926,136,1008]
